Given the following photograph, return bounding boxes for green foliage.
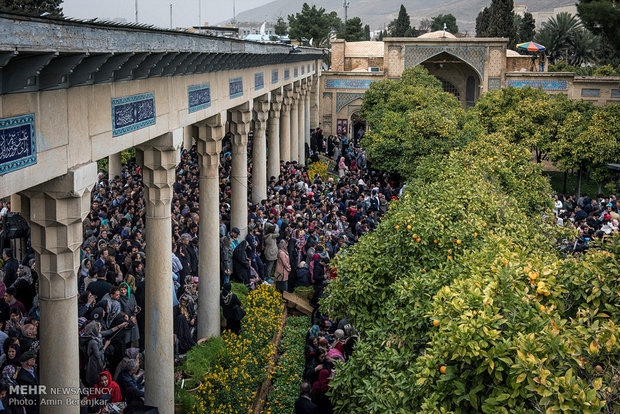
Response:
[430,14,458,34]
[578,0,620,52]
[178,284,283,413]
[388,4,418,37]
[338,17,365,42]
[261,316,310,414]
[288,3,341,47]
[360,66,465,177]
[274,17,287,36]
[179,337,226,390]
[550,61,620,75]
[364,24,371,41]
[535,12,599,65]
[516,12,536,43]
[0,0,63,16]
[476,0,516,45]
[552,104,620,194]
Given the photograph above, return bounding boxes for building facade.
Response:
[322,34,620,137]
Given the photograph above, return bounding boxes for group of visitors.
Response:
[294,316,357,414]
[553,193,620,254]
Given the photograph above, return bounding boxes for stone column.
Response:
[229,102,252,239]
[24,162,96,414]
[9,193,21,214]
[108,151,122,179]
[290,87,300,163]
[268,92,283,179]
[310,75,320,130]
[183,125,194,150]
[298,85,307,165]
[305,86,311,147]
[252,96,270,204]
[136,132,181,414]
[279,90,292,163]
[196,113,224,340]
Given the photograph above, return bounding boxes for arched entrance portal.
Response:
[420,52,481,107]
[351,112,367,146]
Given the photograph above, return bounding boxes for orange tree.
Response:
[360,66,467,177]
[321,103,620,411]
[323,135,620,412]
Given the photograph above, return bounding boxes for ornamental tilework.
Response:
[405,46,486,79]
[301,65,305,75]
[325,79,376,89]
[255,72,264,90]
[188,83,211,113]
[272,69,278,84]
[294,67,298,78]
[488,78,501,90]
[0,113,36,175]
[229,77,244,98]
[336,93,365,113]
[506,80,568,91]
[112,92,155,137]
[284,69,290,80]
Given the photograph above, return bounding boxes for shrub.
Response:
[262,316,310,414]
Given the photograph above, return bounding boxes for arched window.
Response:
[437,78,460,99]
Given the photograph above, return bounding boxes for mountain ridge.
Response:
[231,0,574,33]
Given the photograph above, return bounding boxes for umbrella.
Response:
[516,41,546,52]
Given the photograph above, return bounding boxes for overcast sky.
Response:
[62,0,274,28]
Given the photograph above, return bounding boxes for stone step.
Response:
[282,290,314,316]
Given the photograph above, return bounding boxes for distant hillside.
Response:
[231,0,575,33]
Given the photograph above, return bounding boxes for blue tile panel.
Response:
[301,65,305,75]
[255,72,264,90]
[112,92,155,137]
[188,83,211,113]
[581,88,600,97]
[307,64,311,73]
[325,79,376,89]
[272,69,278,84]
[506,80,568,91]
[336,93,366,112]
[405,45,486,79]
[0,113,36,175]
[612,89,620,98]
[229,77,244,99]
[488,78,501,90]
[294,67,298,78]
[284,69,290,80]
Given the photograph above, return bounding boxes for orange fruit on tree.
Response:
[473,232,478,237]
[456,239,462,245]
[439,366,447,374]
[416,237,421,243]
[407,225,412,230]
[433,319,439,326]
[433,239,438,244]
[395,225,400,229]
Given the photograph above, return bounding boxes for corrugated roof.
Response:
[345,41,384,58]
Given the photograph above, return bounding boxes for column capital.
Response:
[136,132,180,218]
[270,97,283,118]
[24,162,97,301]
[229,103,252,147]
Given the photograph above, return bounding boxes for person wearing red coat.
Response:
[90,370,123,403]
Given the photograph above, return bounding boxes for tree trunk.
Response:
[576,169,582,198]
[563,170,568,195]
[597,182,603,196]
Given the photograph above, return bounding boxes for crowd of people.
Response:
[553,193,620,254]
[0,126,398,413]
[4,122,618,412]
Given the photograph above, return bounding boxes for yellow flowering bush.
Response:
[189,284,283,413]
[308,159,329,182]
[262,316,310,414]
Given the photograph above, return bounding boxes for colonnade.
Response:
[8,76,319,414]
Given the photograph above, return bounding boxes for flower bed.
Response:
[176,284,283,413]
[261,316,310,414]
